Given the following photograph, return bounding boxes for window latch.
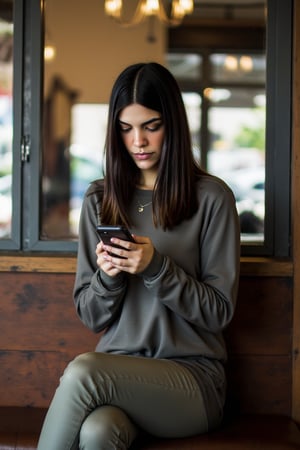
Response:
[21,135,30,162]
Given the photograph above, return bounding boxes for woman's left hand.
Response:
[102,235,154,274]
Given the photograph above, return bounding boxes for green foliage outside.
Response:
[234,108,265,151]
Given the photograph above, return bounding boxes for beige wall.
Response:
[44,0,167,103]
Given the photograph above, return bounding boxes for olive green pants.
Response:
[37,352,221,450]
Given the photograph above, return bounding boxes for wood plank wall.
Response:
[0,269,97,407]
[0,258,293,417]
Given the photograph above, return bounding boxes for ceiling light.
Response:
[104,0,194,27]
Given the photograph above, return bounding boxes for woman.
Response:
[37,62,240,450]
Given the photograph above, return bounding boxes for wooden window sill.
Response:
[0,255,293,277]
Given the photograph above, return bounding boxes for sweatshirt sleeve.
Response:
[142,180,240,333]
[73,184,128,333]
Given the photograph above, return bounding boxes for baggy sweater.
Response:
[73,174,240,425]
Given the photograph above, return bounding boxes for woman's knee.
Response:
[64,352,100,378]
[79,406,137,450]
[61,352,101,389]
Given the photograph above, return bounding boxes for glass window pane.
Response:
[69,104,107,236]
[41,95,107,240]
[41,1,108,241]
[42,0,166,241]
[42,77,78,240]
[167,53,202,80]
[0,11,13,239]
[206,87,266,242]
[210,53,266,84]
[182,92,201,163]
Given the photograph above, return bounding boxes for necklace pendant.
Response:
[137,200,152,213]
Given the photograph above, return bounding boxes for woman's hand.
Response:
[96,235,154,275]
[96,241,122,277]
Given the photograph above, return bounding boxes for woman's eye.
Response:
[120,126,131,133]
[119,121,163,133]
[145,122,162,132]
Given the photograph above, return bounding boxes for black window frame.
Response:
[264,0,292,257]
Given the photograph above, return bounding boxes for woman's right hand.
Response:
[96,241,122,277]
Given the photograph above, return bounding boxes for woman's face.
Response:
[118,103,165,175]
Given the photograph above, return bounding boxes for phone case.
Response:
[96,226,135,254]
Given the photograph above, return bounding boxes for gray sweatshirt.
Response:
[74,175,240,368]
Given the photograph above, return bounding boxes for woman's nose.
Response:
[133,129,147,147]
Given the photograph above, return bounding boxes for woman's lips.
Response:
[133,152,153,161]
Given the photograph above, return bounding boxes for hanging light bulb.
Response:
[172,0,186,20]
[142,0,160,16]
[104,0,122,18]
[180,0,194,14]
[104,0,194,27]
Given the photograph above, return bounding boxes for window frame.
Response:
[168,0,292,257]
[0,0,292,257]
[23,0,77,252]
[263,0,292,257]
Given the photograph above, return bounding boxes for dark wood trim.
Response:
[292,0,300,425]
[0,255,77,273]
[0,255,293,276]
[169,20,265,51]
[240,257,293,277]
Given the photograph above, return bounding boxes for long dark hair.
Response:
[100,62,205,229]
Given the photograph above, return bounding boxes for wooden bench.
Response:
[0,266,298,448]
[0,408,299,449]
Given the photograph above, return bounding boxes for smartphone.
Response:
[96,225,135,258]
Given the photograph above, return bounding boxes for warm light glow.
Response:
[225,55,238,71]
[240,55,253,72]
[179,0,194,14]
[104,0,122,18]
[104,0,194,27]
[203,87,213,100]
[203,88,231,103]
[172,0,186,19]
[44,45,56,61]
[224,55,254,73]
[142,0,160,16]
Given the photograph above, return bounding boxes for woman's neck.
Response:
[138,171,156,190]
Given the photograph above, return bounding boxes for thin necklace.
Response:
[137,200,152,213]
